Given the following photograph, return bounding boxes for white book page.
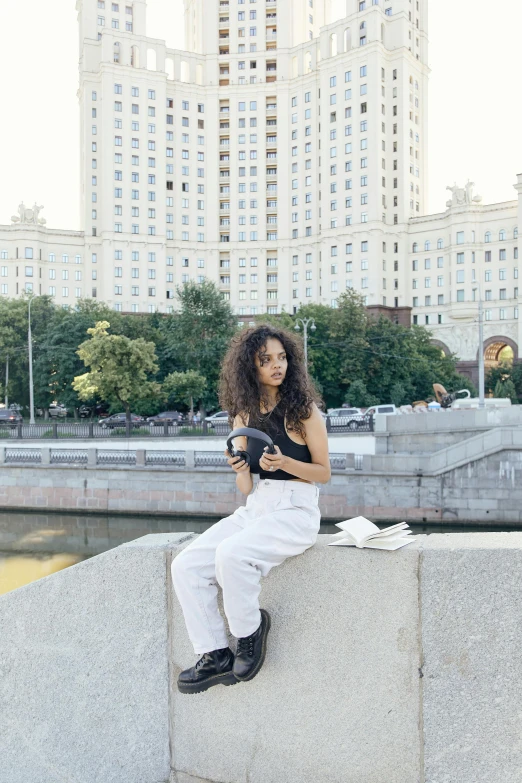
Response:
[334,516,379,545]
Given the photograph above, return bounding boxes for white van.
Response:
[363,404,398,417]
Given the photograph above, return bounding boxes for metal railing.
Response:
[0,420,232,440]
[0,416,373,440]
[0,448,362,470]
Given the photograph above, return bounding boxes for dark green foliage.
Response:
[0,285,488,416]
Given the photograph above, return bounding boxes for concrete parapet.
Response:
[1,532,522,782]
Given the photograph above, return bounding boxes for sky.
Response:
[0,0,520,230]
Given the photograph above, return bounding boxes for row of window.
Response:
[0,267,82,281]
[0,250,83,262]
[97,16,133,30]
[412,229,518,251]
[97,2,132,12]
[413,272,519,288]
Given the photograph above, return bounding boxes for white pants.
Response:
[171,478,321,656]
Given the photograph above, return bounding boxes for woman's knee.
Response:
[215,537,241,569]
[171,549,197,584]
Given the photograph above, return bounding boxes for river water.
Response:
[0,510,519,596]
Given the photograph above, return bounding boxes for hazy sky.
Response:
[0,0,520,230]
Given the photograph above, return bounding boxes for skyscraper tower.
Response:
[76,0,429,316]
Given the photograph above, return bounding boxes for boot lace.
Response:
[236,634,255,658]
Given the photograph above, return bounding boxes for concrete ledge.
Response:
[2,532,522,782]
[0,532,193,783]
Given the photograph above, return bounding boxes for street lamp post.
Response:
[294,317,316,367]
[28,296,36,425]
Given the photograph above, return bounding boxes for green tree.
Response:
[33,300,121,417]
[494,378,519,403]
[158,280,237,412]
[330,290,369,391]
[390,381,409,407]
[73,321,160,425]
[0,296,55,414]
[163,370,207,421]
[345,379,379,408]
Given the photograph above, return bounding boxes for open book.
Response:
[327,515,417,551]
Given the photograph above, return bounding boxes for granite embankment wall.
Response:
[1,531,521,783]
[1,431,522,522]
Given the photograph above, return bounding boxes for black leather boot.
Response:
[233,609,271,682]
[177,647,237,694]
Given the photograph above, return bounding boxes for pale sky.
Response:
[0,0,520,230]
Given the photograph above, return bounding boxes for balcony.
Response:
[219,48,229,56]
[219,139,230,147]
[219,105,230,113]
[266,32,277,40]
[220,171,230,179]
[220,203,230,212]
[266,103,277,114]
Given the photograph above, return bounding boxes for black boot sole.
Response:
[177,669,238,694]
[234,609,271,683]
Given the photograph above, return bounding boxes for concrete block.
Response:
[421,534,522,783]
[0,532,191,783]
[171,536,422,783]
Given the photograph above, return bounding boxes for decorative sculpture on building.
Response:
[445,180,482,208]
[11,201,47,226]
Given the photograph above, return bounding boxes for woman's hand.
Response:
[259,444,286,473]
[224,449,251,473]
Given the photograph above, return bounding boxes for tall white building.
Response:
[0,0,520,383]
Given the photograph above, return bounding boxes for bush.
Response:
[109,427,151,437]
[178,426,208,436]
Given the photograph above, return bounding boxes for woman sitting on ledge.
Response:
[171,323,331,693]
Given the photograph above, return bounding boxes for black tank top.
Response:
[246,404,312,481]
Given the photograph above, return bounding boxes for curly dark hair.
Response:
[218,323,323,439]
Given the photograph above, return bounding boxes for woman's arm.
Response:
[224,412,253,495]
[260,403,331,484]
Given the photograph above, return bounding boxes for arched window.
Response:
[180,60,189,82]
[437,238,443,249]
[330,33,338,57]
[499,229,506,241]
[113,42,120,64]
[485,231,492,243]
[165,58,174,80]
[196,63,203,85]
[344,28,351,52]
[424,240,431,251]
[291,56,298,78]
[359,21,366,30]
[305,51,312,72]
[412,242,418,252]
[514,227,519,239]
[49,253,55,262]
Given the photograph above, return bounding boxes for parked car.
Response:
[327,407,364,431]
[99,413,145,429]
[204,410,230,429]
[0,408,23,428]
[48,404,68,419]
[80,403,110,419]
[146,411,185,426]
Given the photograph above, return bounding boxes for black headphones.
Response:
[226,427,277,467]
